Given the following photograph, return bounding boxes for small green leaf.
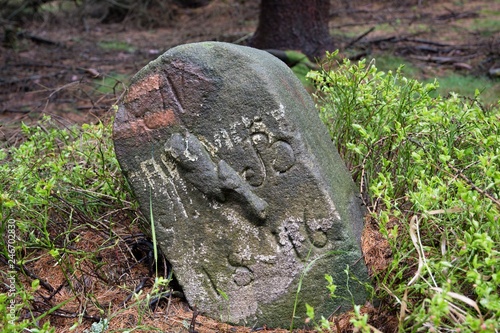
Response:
[217,288,229,301]
[305,303,315,320]
[31,279,40,290]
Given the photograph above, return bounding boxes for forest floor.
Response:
[1,0,499,332]
[2,0,499,131]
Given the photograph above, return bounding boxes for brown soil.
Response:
[1,0,498,332]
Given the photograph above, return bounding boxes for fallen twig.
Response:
[34,307,101,321]
[122,277,149,307]
[189,306,199,333]
[44,282,66,302]
[405,38,452,47]
[409,55,458,64]
[344,26,376,49]
[0,108,32,113]
[18,31,61,46]
[437,8,478,21]
[149,291,185,310]
[448,163,500,209]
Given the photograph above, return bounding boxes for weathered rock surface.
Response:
[113,42,368,328]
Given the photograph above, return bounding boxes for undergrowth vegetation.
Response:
[0,118,175,332]
[308,52,500,332]
[1,52,499,332]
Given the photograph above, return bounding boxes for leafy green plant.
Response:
[0,116,189,332]
[305,302,333,332]
[0,280,56,333]
[369,55,421,78]
[304,269,375,333]
[304,274,337,332]
[308,51,500,332]
[0,116,139,331]
[350,304,375,333]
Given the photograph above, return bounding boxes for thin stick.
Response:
[345,26,376,49]
[448,163,500,209]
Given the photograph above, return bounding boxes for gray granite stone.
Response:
[113,42,368,328]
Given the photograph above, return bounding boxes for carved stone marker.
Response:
[113,42,368,328]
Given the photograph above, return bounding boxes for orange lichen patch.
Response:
[114,108,178,140]
[125,74,161,103]
[144,108,177,129]
[114,116,150,140]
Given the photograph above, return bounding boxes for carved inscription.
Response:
[113,42,367,328]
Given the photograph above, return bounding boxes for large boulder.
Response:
[113,42,368,328]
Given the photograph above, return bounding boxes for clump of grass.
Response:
[308,52,500,332]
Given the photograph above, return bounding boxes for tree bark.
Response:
[250,0,332,59]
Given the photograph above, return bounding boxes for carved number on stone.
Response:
[250,133,295,180]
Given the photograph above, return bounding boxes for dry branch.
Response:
[345,26,376,49]
[18,31,61,46]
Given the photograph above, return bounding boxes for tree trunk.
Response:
[250,0,332,59]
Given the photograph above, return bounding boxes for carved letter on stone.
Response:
[113,42,368,328]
